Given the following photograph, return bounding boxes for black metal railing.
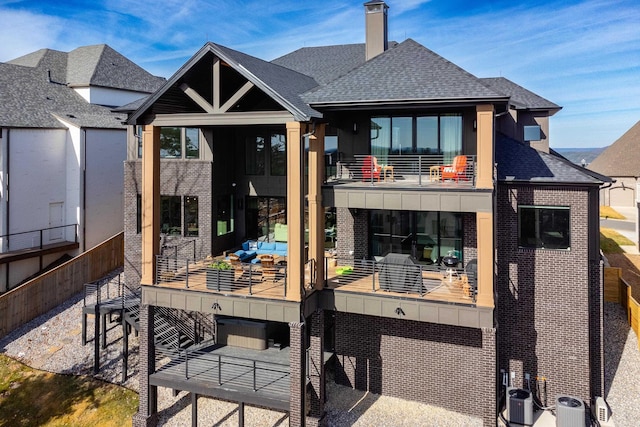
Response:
[155,256,288,297]
[0,224,78,254]
[156,347,290,394]
[330,154,476,187]
[325,256,477,302]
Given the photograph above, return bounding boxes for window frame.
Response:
[159,127,201,160]
[518,205,571,250]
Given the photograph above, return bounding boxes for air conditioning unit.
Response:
[556,395,585,427]
[506,387,533,425]
[592,396,614,426]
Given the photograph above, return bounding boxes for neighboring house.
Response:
[124,2,608,426]
[0,44,164,292]
[588,119,640,206]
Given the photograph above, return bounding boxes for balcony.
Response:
[325,256,476,304]
[155,256,298,300]
[327,154,476,188]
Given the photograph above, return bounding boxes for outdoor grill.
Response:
[442,255,459,268]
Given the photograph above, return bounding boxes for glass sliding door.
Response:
[370,210,463,263]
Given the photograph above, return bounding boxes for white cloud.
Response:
[0,9,66,61]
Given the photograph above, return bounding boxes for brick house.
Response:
[123,2,608,426]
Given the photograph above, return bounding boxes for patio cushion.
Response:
[275,242,287,253]
[260,242,276,251]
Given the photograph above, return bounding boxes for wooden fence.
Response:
[0,232,124,340]
[604,266,640,350]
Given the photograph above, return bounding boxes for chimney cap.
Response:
[364,1,388,12]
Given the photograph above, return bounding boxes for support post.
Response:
[308,124,326,291]
[289,321,305,427]
[132,304,157,427]
[286,122,305,301]
[141,125,161,286]
[307,310,326,426]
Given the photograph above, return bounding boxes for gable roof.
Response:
[588,120,640,177]
[302,39,508,107]
[8,45,164,94]
[480,77,561,113]
[496,134,608,185]
[1,45,161,129]
[128,42,322,124]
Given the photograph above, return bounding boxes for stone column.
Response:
[307,310,325,426]
[289,321,305,427]
[132,304,157,427]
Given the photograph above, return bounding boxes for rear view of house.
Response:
[124,2,607,425]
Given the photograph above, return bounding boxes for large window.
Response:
[370,210,462,263]
[371,114,462,162]
[245,136,266,175]
[216,195,234,236]
[519,206,570,249]
[185,196,199,237]
[160,127,200,159]
[161,196,182,235]
[270,133,286,176]
[134,195,199,236]
[245,196,286,241]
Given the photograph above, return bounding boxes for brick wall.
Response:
[496,184,598,405]
[334,312,496,425]
[124,160,213,287]
[463,212,477,266]
[336,208,367,261]
[289,321,305,427]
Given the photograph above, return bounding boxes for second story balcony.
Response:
[327,154,476,189]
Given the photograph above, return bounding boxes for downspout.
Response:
[5,128,9,288]
[82,129,87,252]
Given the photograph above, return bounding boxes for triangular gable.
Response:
[128,42,321,124]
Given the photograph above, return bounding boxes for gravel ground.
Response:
[0,272,636,426]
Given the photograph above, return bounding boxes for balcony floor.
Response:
[326,263,475,305]
[326,176,474,190]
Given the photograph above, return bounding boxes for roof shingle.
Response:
[588,120,640,177]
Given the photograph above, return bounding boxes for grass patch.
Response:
[0,353,138,427]
[600,227,634,254]
[600,206,626,219]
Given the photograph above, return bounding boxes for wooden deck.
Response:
[154,258,475,305]
[326,263,475,305]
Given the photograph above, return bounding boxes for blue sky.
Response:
[1,0,638,148]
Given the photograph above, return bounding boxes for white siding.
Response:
[84,128,126,248]
[72,86,149,107]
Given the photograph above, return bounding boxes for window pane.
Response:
[161,196,181,235]
[185,128,199,159]
[440,114,462,163]
[370,117,390,158]
[245,136,265,175]
[216,195,233,236]
[391,117,412,154]
[136,194,142,233]
[136,125,143,158]
[519,206,570,249]
[185,196,199,236]
[270,133,286,176]
[160,127,181,158]
[416,117,438,154]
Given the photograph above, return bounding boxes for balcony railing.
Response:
[155,256,288,298]
[325,256,477,304]
[327,154,476,187]
[0,224,78,253]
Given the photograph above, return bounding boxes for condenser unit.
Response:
[506,387,533,426]
[556,395,585,427]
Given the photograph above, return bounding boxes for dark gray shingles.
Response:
[496,134,604,184]
[588,120,640,177]
[0,45,161,129]
[302,39,505,105]
[67,45,165,93]
[272,43,368,85]
[480,77,561,111]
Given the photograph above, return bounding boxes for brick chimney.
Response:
[365,1,388,60]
